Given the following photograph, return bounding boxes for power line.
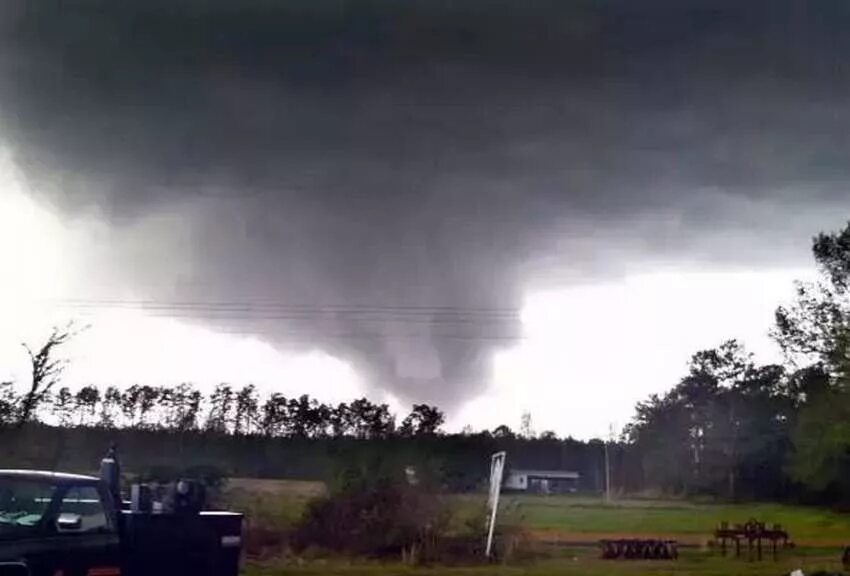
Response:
[46,318,524,342]
[43,298,520,317]
[32,298,526,342]
[206,330,524,342]
[37,300,523,329]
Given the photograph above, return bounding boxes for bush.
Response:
[222,486,302,560]
[291,470,450,559]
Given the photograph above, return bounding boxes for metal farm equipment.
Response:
[599,538,678,560]
[714,519,791,561]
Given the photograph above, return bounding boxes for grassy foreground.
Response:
[225,480,850,545]
[244,547,848,576]
[496,495,850,546]
[225,480,850,575]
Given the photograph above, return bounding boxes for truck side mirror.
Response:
[56,512,83,532]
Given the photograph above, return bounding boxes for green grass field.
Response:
[496,494,850,546]
[228,480,850,575]
[224,477,327,529]
[245,547,848,576]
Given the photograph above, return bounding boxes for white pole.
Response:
[486,451,506,558]
[604,423,614,503]
[604,439,610,504]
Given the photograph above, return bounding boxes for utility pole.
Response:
[604,423,614,504]
[604,438,611,503]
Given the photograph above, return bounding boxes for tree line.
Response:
[625,222,850,503]
[0,379,446,439]
[2,222,850,503]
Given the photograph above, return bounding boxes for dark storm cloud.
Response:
[1,0,849,406]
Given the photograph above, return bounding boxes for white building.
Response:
[503,469,579,494]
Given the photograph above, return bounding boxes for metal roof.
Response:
[0,470,99,484]
[508,469,580,479]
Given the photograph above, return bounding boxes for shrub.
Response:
[291,469,450,559]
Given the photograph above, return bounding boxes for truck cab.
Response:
[0,457,243,576]
[0,470,120,576]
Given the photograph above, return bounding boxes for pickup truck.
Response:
[0,452,243,576]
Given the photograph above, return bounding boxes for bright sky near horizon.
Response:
[7,0,850,440]
[0,159,812,439]
[8,0,850,448]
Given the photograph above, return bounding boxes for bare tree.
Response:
[399,404,445,437]
[51,387,74,427]
[121,385,141,426]
[206,383,234,433]
[260,393,290,437]
[99,386,123,428]
[0,381,19,426]
[234,384,259,436]
[75,385,101,426]
[136,385,160,429]
[16,326,74,427]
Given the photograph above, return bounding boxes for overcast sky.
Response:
[0,0,848,438]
